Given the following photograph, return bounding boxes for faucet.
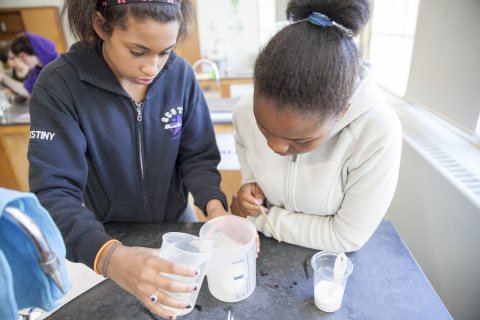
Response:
[192,59,220,88]
[4,207,67,294]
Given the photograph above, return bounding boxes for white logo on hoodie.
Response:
[30,130,56,141]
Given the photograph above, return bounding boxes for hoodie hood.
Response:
[25,32,59,67]
[329,61,387,138]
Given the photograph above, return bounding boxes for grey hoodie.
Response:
[233,62,402,252]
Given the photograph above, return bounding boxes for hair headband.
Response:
[308,12,353,36]
[100,0,181,8]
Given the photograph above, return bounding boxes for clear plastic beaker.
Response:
[158,232,215,316]
[199,215,257,303]
[311,251,353,312]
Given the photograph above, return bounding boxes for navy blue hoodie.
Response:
[28,41,227,269]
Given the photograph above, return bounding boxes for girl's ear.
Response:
[92,11,108,40]
[335,103,351,122]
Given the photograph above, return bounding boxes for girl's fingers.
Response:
[253,185,266,202]
[143,291,189,320]
[238,184,268,217]
[152,289,193,309]
[156,258,199,278]
[147,303,178,320]
[241,199,262,216]
[142,262,199,319]
[240,197,268,217]
[156,274,199,294]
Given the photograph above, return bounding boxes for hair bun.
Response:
[286,0,370,35]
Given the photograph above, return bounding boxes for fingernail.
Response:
[186,303,192,309]
[194,283,199,291]
[258,198,263,204]
[195,268,200,275]
[255,201,259,206]
[264,208,269,213]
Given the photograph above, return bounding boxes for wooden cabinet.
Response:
[174,0,201,66]
[199,78,253,98]
[0,7,67,53]
[0,124,30,192]
[0,11,24,40]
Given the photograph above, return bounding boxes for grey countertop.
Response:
[0,101,29,126]
[0,98,238,126]
[207,97,238,124]
[200,71,253,81]
[221,72,253,80]
[46,221,452,320]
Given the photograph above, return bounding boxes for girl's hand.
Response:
[233,183,267,217]
[102,244,198,320]
[205,199,230,221]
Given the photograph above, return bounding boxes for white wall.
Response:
[196,0,261,73]
[386,143,480,320]
[275,0,288,21]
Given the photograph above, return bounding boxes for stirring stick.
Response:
[257,203,281,243]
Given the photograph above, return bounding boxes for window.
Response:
[368,0,480,140]
[368,0,419,97]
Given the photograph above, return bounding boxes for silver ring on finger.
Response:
[149,289,161,303]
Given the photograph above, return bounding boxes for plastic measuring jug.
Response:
[158,232,215,315]
[199,215,257,302]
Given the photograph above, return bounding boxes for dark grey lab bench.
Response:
[46,221,453,320]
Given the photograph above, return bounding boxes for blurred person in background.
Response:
[0,32,59,99]
[0,40,30,103]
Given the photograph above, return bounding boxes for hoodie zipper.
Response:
[134,100,154,221]
[135,101,144,179]
[285,154,299,211]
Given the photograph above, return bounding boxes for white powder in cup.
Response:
[314,280,344,312]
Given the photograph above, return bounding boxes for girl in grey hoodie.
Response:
[231,0,402,252]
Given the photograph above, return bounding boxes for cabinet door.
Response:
[174,0,200,66]
[0,12,24,40]
[20,7,67,53]
[0,125,30,192]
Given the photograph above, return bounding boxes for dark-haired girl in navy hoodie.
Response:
[27,0,232,318]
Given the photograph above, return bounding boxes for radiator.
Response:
[385,100,480,320]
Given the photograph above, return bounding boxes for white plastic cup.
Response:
[158,232,215,316]
[199,215,257,302]
[311,251,353,312]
